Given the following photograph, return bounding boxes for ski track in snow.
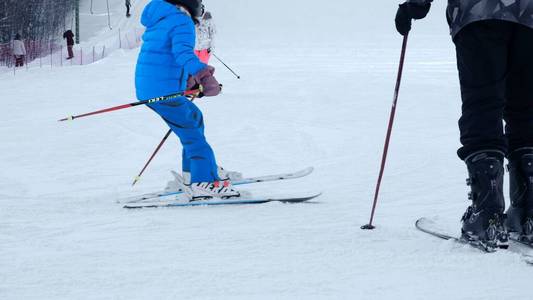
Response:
[1,1,531,299]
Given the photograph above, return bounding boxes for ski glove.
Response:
[187,66,221,98]
[395,2,431,36]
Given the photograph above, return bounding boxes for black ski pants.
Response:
[454,20,533,160]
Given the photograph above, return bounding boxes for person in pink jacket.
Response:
[194,11,215,63]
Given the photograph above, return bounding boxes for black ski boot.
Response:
[504,148,533,243]
[461,151,508,250]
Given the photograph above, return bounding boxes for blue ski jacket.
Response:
[135,0,206,100]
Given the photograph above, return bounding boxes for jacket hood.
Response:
[141,0,181,28]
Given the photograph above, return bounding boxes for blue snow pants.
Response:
[148,97,219,183]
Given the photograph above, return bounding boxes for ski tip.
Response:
[415,218,431,231]
[415,217,431,227]
[281,192,322,203]
[296,166,314,176]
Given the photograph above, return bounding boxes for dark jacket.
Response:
[63,30,74,46]
[409,0,533,37]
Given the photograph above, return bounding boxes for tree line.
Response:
[0,0,78,44]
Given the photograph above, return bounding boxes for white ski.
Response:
[123,193,321,209]
[121,167,314,203]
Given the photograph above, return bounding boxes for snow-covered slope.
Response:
[78,0,149,43]
[1,1,530,299]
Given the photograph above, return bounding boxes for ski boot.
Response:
[217,166,243,182]
[188,180,241,201]
[179,166,242,186]
[504,148,533,244]
[461,150,508,251]
[164,166,242,193]
[170,171,240,201]
[163,171,187,193]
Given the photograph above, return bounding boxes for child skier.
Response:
[395,0,533,248]
[194,10,216,63]
[135,0,240,200]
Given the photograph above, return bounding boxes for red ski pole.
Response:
[58,88,201,122]
[131,129,172,186]
[130,95,198,186]
[361,34,409,230]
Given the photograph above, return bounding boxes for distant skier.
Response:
[126,0,132,18]
[63,30,75,60]
[194,10,215,63]
[135,0,240,200]
[12,34,26,67]
[395,0,533,248]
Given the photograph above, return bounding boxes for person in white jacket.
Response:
[194,11,215,63]
[12,34,26,67]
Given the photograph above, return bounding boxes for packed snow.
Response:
[1,0,531,299]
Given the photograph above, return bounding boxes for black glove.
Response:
[395,2,431,36]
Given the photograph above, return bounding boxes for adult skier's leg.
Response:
[455,21,513,160]
[504,23,533,156]
[503,24,533,239]
[505,148,533,239]
[454,21,513,247]
[67,46,74,59]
